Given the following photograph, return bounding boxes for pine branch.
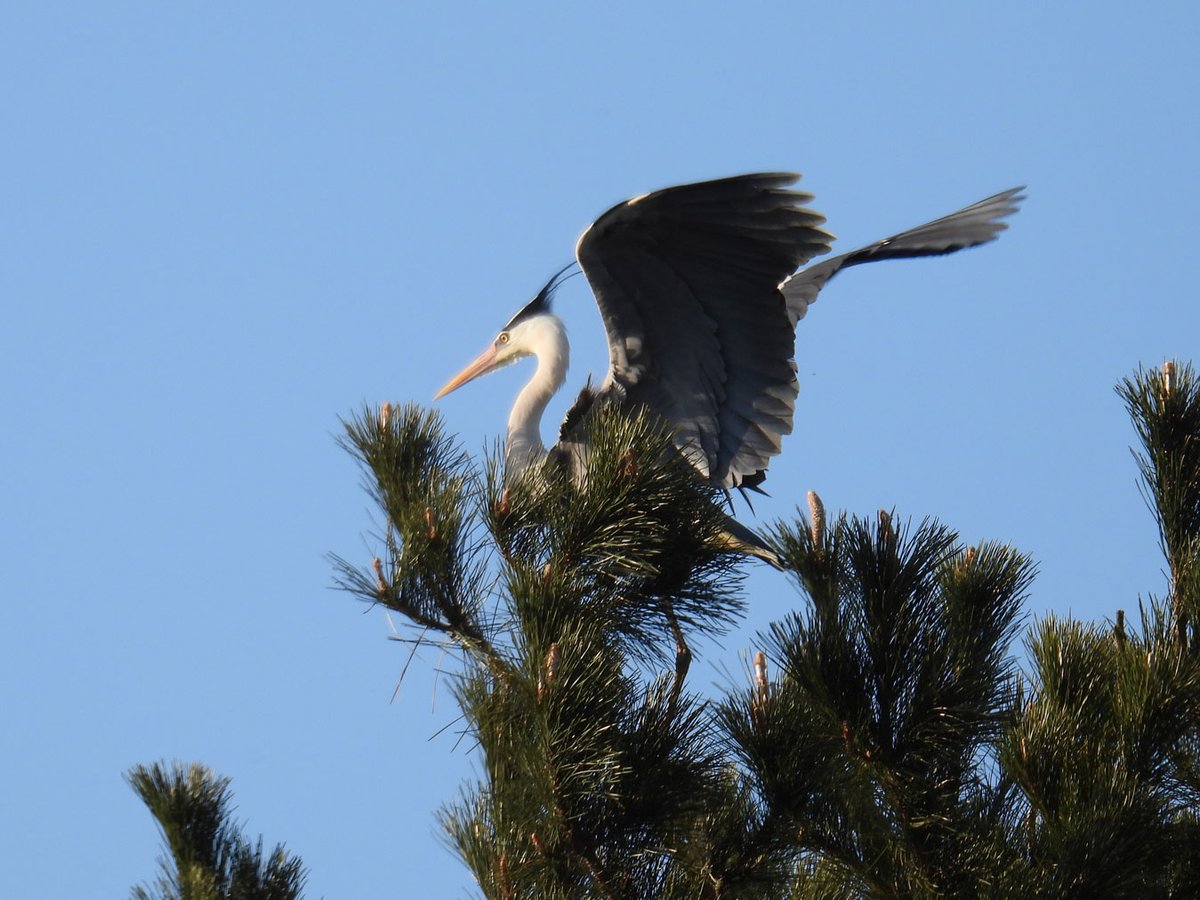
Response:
[127,761,306,900]
[332,403,503,671]
[1002,603,1200,896]
[1118,361,1200,632]
[732,502,1033,896]
[483,403,748,665]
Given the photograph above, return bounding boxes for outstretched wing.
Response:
[575,173,833,489]
[781,186,1025,325]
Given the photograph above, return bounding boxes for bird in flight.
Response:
[435,173,1022,561]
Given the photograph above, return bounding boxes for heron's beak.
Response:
[434,343,500,400]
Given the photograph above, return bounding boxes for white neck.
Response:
[506,315,569,472]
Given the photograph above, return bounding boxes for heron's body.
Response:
[435,173,1023,562]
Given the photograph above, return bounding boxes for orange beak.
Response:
[434,343,500,400]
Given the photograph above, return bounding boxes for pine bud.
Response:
[372,557,388,596]
[497,853,511,899]
[754,650,768,702]
[620,447,637,479]
[378,402,392,430]
[878,509,891,533]
[752,650,768,728]
[807,490,825,551]
[530,831,546,855]
[1115,609,1126,647]
[1164,360,1176,395]
[539,642,560,702]
[495,487,510,519]
[424,507,437,541]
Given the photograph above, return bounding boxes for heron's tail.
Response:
[714,516,784,571]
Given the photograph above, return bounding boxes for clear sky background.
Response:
[3,3,1198,897]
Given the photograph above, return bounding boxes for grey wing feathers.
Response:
[576,174,834,490]
[781,187,1024,326]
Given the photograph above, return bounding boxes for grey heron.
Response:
[435,173,1023,561]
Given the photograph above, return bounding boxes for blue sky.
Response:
[3,3,1198,897]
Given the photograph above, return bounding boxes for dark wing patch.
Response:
[781,187,1024,325]
[558,382,598,442]
[576,173,833,489]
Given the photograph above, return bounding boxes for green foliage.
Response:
[721,512,1033,898]
[1119,362,1200,636]
[1002,608,1200,897]
[335,403,747,896]
[330,359,1200,898]
[331,403,492,654]
[128,761,306,900]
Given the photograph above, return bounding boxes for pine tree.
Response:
[720,503,1033,897]
[330,361,1200,898]
[332,403,747,897]
[128,761,307,900]
[998,362,1200,898]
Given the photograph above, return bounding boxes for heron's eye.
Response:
[498,332,510,344]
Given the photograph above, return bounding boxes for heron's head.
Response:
[434,266,574,400]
